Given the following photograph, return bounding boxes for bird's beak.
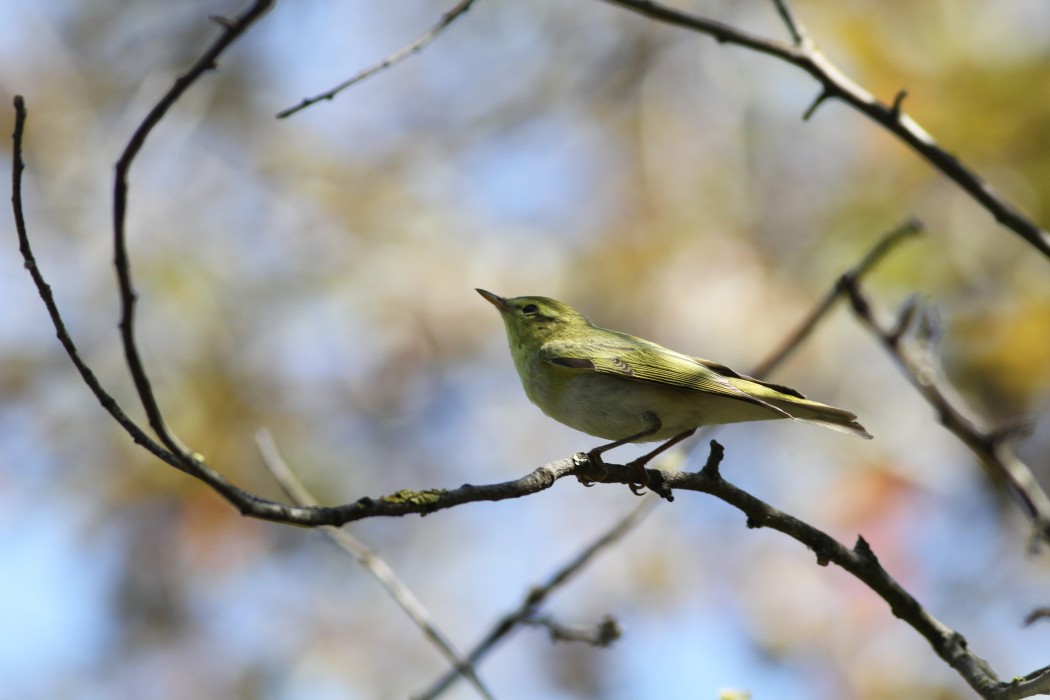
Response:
[476,288,510,313]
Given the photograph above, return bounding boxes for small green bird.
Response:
[478,289,871,487]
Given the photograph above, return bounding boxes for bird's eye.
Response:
[522,304,539,315]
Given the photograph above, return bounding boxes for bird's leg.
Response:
[623,428,697,495]
[579,413,663,490]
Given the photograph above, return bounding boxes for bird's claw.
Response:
[576,451,652,496]
[625,458,651,496]
[576,450,607,487]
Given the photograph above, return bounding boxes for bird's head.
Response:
[476,289,591,348]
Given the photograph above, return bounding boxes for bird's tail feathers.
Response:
[768,398,873,440]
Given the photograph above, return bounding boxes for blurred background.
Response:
[2,1,1049,698]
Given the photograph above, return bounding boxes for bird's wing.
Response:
[539,333,870,438]
[694,356,872,439]
[692,357,806,399]
[540,333,789,413]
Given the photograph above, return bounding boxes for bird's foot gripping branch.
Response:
[572,439,727,502]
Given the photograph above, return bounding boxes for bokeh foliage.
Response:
[1,1,1048,698]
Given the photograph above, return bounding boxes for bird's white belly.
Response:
[524,372,780,442]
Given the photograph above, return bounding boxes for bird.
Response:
[478,289,871,491]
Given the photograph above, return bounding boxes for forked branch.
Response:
[847,281,1050,546]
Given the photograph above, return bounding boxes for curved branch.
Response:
[13,5,1047,694]
[10,96,187,472]
[596,0,1050,260]
[277,0,478,119]
[112,0,275,460]
[10,8,298,514]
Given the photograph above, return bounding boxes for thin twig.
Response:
[254,431,495,700]
[415,497,654,700]
[751,216,923,378]
[277,0,478,119]
[1023,608,1050,627]
[112,0,275,460]
[596,0,1050,260]
[522,614,621,647]
[770,0,808,47]
[846,282,1050,546]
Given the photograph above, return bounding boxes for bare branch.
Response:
[522,614,622,647]
[112,0,275,461]
[14,5,1047,693]
[846,282,1050,546]
[596,0,1050,260]
[378,435,1050,699]
[255,431,494,700]
[416,497,654,699]
[10,97,188,471]
[751,216,923,378]
[277,0,478,119]
[577,440,1047,700]
[1023,608,1050,627]
[16,101,1044,696]
[10,6,337,526]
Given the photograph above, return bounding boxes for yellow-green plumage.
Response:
[478,289,872,442]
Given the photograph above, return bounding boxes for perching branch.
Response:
[655,443,1050,700]
[11,92,582,527]
[846,281,1050,547]
[595,0,1050,260]
[277,0,478,119]
[16,95,937,696]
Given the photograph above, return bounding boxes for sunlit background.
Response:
[2,1,1050,698]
